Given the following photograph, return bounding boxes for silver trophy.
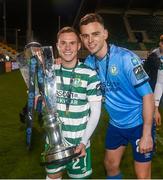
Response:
[17,42,79,165]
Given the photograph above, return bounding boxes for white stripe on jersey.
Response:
[62,129,85,139]
[87,95,102,101]
[55,63,97,76]
[87,81,100,90]
[57,76,88,88]
[45,166,65,173]
[77,67,97,76]
[68,169,92,179]
[57,103,89,112]
[59,116,88,126]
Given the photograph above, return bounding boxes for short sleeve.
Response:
[135,81,153,97]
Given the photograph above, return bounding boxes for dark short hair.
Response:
[79,13,104,27]
[57,26,80,42]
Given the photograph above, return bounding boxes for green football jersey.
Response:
[55,61,102,145]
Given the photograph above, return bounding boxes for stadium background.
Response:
[0,0,163,178]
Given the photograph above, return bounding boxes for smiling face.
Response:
[57,32,81,68]
[80,22,108,59]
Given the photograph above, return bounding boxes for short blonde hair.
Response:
[57,26,80,42]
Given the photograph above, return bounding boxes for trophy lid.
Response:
[25,41,42,49]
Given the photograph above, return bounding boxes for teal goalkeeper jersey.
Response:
[55,62,102,145]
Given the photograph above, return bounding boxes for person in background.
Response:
[143,35,163,126]
[153,35,163,126]
[79,13,155,179]
[144,51,160,92]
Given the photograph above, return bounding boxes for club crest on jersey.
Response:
[73,76,82,87]
[110,65,118,76]
[131,57,139,66]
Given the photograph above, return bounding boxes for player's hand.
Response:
[154,109,161,126]
[138,135,153,154]
[75,143,86,157]
[55,57,62,65]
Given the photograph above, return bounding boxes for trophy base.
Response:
[41,146,80,166]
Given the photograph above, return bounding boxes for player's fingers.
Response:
[74,146,81,154]
[139,147,144,154]
[79,149,86,157]
[140,146,153,154]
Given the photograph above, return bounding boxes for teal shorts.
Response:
[45,147,92,179]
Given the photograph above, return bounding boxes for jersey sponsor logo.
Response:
[57,97,78,105]
[109,65,118,76]
[101,81,121,93]
[57,90,78,99]
[56,90,79,105]
[133,65,146,80]
[131,57,140,66]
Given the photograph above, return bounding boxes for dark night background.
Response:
[0,0,163,49]
[0,0,96,47]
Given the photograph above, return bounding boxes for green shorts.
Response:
[45,147,92,179]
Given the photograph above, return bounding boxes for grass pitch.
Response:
[0,70,162,179]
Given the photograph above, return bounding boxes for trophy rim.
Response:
[25,41,42,49]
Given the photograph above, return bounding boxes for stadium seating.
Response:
[99,14,163,51]
[128,15,163,41]
[0,42,18,61]
[101,14,128,41]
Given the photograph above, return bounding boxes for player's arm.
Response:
[75,100,101,156]
[138,93,154,154]
[123,52,154,154]
[75,68,102,156]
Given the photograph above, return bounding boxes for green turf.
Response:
[0,70,163,179]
